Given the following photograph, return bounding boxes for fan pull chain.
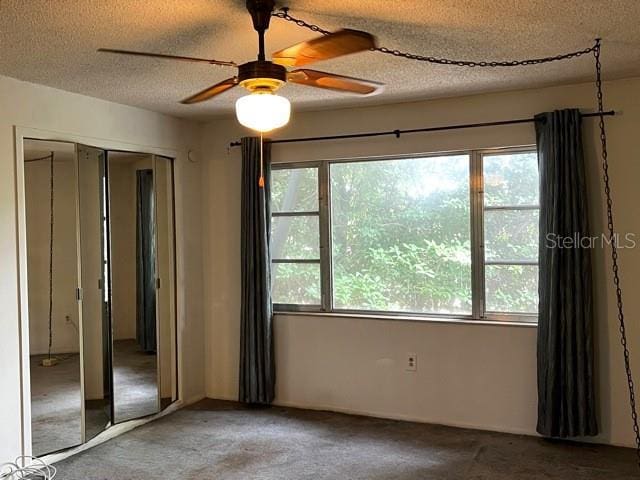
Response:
[259,133,265,188]
[594,40,640,468]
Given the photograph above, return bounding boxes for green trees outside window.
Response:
[271,149,539,320]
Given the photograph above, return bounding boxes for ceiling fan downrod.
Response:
[240,0,286,91]
[246,0,276,61]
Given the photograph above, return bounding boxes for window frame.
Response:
[271,146,539,324]
[270,162,326,312]
[473,147,539,324]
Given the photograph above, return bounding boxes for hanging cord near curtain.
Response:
[594,40,640,467]
[47,152,55,363]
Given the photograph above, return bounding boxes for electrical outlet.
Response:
[406,353,417,372]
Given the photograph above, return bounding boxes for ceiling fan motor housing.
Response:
[238,61,287,92]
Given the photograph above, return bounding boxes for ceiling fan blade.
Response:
[272,29,376,67]
[287,69,384,95]
[180,78,239,104]
[98,48,236,67]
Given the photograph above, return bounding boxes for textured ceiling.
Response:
[1,1,639,120]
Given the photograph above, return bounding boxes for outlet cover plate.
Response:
[406,353,417,372]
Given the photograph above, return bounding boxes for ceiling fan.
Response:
[98,0,384,132]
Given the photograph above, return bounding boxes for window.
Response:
[481,152,539,316]
[271,147,539,322]
[271,167,322,305]
[331,156,471,315]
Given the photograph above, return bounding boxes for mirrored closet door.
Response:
[77,144,112,442]
[153,156,178,411]
[24,140,83,456]
[23,139,178,456]
[107,152,158,423]
[107,152,179,423]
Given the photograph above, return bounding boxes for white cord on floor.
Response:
[0,456,56,479]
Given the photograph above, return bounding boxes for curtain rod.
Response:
[229,110,616,148]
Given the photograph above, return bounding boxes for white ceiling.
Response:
[1,1,639,120]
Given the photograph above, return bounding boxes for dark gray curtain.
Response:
[535,109,597,437]
[136,169,157,353]
[239,137,275,404]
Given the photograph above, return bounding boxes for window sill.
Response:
[273,310,538,328]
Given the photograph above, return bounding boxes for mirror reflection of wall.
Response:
[24,139,82,456]
[108,152,159,423]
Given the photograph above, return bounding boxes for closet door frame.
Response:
[14,127,183,460]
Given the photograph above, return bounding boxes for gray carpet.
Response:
[55,399,636,479]
[30,353,82,455]
[113,339,159,423]
[31,340,159,456]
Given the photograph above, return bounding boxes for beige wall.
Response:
[201,77,640,447]
[0,74,205,461]
[4,67,639,463]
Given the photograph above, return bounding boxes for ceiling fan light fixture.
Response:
[235,89,291,133]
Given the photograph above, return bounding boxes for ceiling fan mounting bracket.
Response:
[246,0,276,33]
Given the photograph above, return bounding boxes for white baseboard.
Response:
[183,393,206,406]
[271,399,537,437]
[204,395,635,448]
[206,393,237,402]
[275,399,636,449]
[204,394,534,436]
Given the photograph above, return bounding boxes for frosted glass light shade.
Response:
[235,92,291,133]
